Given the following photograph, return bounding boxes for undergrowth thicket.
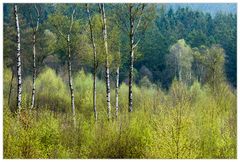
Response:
[3,68,237,159]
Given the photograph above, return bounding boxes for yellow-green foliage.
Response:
[74,70,93,114]
[35,68,70,112]
[3,68,237,159]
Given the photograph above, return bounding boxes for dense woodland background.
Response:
[3,3,237,159]
[3,3,237,88]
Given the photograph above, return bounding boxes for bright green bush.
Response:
[35,68,70,112]
[74,70,93,113]
[4,108,69,158]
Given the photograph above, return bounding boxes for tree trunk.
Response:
[14,5,22,111]
[67,34,76,127]
[31,33,36,109]
[128,5,134,112]
[86,4,97,121]
[115,67,119,118]
[8,69,14,107]
[100,4,111,120]
[31,6,39,109]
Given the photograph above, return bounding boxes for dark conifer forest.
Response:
[3,3,237,159]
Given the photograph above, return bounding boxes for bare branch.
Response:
[69,6,76,34]
[34,4,40,31]
[133,4,146,35]
[86,4,95,41]
[98,3,102,13]
[133,39,140,49]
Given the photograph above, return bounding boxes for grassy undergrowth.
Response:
[3,68,237,159]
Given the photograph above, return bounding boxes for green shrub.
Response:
[35,68,70,112]
[74,70,93,115]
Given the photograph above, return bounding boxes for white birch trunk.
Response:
[100,4,111,120]
[67,34,76,127]
[31,6,39,109]
[14,5,22,111]
[31,33,36,109]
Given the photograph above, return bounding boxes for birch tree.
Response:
[109,27,121,119]
[29,4,40,109]
[99,4,111,120]
[128,4,145,112]
[86,4,97,121]
[49,6,77,126]
[14,5,22,111]
[167,39,193,85]
[113,4,155,112]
